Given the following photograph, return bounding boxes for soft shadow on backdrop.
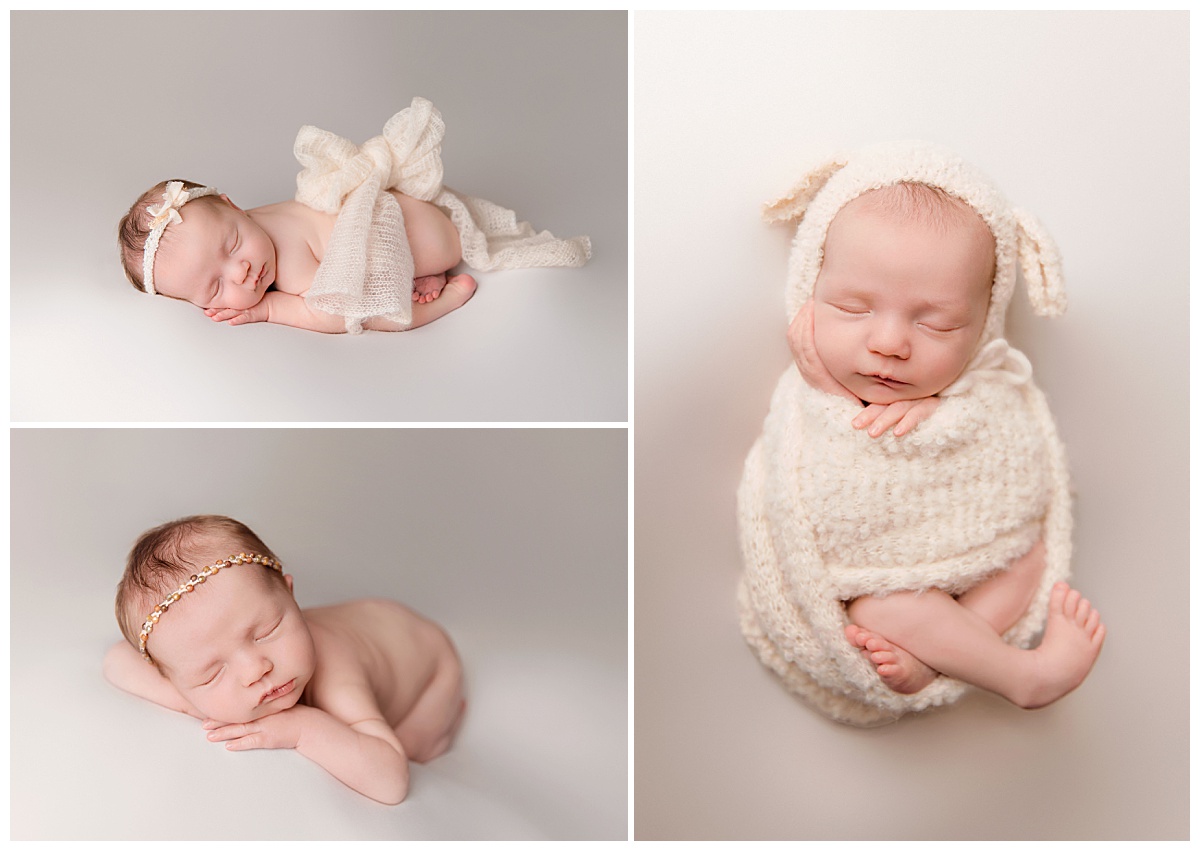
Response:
[11,11,627,422]
[634,11,1188,840]
[11,428,627,839]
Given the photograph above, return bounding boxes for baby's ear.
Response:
[762,155,849,225]
[220,193,243,212]
[283,573,295,593]
[1012,207,1066,318]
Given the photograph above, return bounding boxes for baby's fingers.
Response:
[852,404,888,433]
[854,402,918,438]
[866,404,911,437]
[205,721,253,743]
[892,397,940,436]
[207,308,243,323]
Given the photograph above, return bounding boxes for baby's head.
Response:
[766,140,1067,401]
[118,180,277,310]
[115,515,314,723]
[812,183,996,403]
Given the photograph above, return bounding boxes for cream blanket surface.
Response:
[294,97,592,333]
[736,348,1072,726]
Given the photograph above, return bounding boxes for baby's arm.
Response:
[102,641,201,718]
[206,291,347,334]
[204,681,410,805]
[789,300,940,437]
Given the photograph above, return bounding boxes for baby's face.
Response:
[151,196,277,310]
[147,561,316,724]
[812,195,995,404]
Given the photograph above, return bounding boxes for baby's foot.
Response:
[413,273,447,304]
[845,623,937,694]
[407,274,477,329]
[1017,583,1106,709]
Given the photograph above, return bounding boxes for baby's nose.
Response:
[244,655,272,686]
[868,322,910,358]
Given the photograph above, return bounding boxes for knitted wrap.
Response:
[738,142,1071,726]
[294,97,592,334]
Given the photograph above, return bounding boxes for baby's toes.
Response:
[863,636,892,654]
[1060,588,1083,622]
[869,649,897,666]
[1049,582,1068,613]
[845,624,869,648]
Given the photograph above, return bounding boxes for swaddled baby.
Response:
[737,142,1105,726]
[117,97,590,334]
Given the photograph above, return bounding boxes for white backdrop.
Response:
[634,11,1188,840]
[11,11,627,422]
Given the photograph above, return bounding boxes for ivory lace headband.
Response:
[141,181,220,295]
[138,552,282,663]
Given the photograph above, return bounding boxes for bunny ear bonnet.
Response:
[764,141,1065,349]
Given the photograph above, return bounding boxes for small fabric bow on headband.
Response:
[146,181,190,229]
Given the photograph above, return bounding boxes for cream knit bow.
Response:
[293,97,446,212]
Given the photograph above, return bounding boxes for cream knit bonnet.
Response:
[763,140,1066,352]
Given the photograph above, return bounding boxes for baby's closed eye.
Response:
[256,618,284,641]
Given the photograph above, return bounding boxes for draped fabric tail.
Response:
[436,188,592,272]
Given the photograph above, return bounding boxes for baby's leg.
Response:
[846,540,1048,693]
[394,655,466,764]
[389,191,463,304]
[957,540,1046,633]
[362,275,477,332]
[848,583,1104,709]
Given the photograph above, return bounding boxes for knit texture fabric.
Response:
[737,361,1072,726]
[294,97,592,333]
[739,141,1071,726]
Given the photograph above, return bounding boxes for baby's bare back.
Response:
[302,599,459,731]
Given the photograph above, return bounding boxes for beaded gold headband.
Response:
[141,181,221,296]
[138,552,282,664]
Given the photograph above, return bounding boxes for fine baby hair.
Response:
[115,514,285,669]
[738,140,1074,726]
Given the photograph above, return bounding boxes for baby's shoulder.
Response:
[302,598,423,650]
[256,200,332,240]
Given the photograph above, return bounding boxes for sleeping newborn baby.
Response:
[119,180,477,333]
[117,97,591,334]
[103,515,465,805]
[737,141,1105,726]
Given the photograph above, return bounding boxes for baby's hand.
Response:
[852,397,941,438]
[202,708,304,751]
[788,301,859,402]
[204,303,267,326]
